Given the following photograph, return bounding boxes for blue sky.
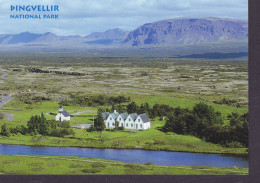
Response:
[0,0,248,36]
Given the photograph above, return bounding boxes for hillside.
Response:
[123,18,248,46]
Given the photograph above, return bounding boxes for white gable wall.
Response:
[117,115,126,127]
[56,113,70,121]
[125,116,135,129]
[135,116,150,130]
[105,114,116,128]
[103,113,151,130]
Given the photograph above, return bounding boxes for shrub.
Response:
[223,141,244,148]
[0,124,10,137]
[87,125,96,132]
[153,140,166,145]
[91,163,106,168]
[82,169,101,173]
[145,162,155,165]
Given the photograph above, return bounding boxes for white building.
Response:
[125,113,138,129]
[105,110,119,128]
[102,111,150,130]
[135,113,151,130]
[116,112,128,127]
[55,104,70,121]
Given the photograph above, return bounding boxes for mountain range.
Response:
[0,17,248,48]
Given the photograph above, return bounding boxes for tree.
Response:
[115,120,119,131]
[27,115,39,135]
[38,113,50,136]
[94,108,106,137]
[127,102,138,114]
[193,103,223,125]
[163,115,187,134]
[1,123,10,137]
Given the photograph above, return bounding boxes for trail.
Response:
[72,110,91,115]
[0,95,14,121]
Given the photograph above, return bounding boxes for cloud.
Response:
[0,0,248,35]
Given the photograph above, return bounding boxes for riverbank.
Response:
[0,154,248,175]
[0,131,248,155]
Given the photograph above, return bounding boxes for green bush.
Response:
[82,168,101,173]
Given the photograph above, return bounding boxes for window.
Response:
[119,118,121,120]
[129,118,131,121]
[121,123,123,126]
[110,117,112,120]
[126,123,128,127]
[131,124,133,127]
[138,119,140,122]
[112,123,115,126]
[140,124,142,128]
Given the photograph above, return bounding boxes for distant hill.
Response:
[0,17,248,54]
[123,18,248,46]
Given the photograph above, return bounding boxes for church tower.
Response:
[59,103,63,113]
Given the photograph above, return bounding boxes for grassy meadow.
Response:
[0,55,248,174]
[0,155,248,175]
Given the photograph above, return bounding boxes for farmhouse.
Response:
[55,104,70,121]
[117,112,128,127]
[102,111,150,130]
[105,110,119,128]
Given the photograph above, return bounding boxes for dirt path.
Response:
[72,110,91,115]
[0,95,14,121]
[10,155,248,174]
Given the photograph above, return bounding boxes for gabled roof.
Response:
[139,113,150,123]
[110,112,119,120]
[118,112,128,120]
[62,110,70,117]
[102,112,110,119]
[129,113,138,121]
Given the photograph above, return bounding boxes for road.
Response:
[0,95,14,121]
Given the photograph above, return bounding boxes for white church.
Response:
[56,104,70,121]
[102,110,151,130]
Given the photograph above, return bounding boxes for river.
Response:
[0,144,248,168]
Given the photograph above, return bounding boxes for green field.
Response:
[0,155,248,175]
[0,98,248,155]
[0,56,248,174]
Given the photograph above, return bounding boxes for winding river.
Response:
[0,144,248,168]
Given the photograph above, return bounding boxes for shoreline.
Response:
[0,141,248,156]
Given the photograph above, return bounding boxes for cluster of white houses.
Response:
[102,110,151,130]
[55,104,151,130]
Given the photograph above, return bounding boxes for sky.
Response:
[0,0,248,36]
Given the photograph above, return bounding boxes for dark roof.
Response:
[62,110,70,117]
[139,113,150,123]
[59,103,63,108]
[111,112,119,120]
[119,112,128,120]
[129,113,138,121]
[102,112,110,119]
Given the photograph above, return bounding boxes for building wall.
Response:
[134,116,150,130]
[104,114,150,130]
[105,114,116,128]
[117,115,126,127]
[55,113,70,121]
[125,116,135,129]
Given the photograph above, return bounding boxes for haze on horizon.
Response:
[0,0,248,36]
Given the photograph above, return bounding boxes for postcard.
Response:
[0,0,249,179]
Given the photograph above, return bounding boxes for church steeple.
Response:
[59,103,63,113]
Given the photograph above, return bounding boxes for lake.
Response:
[0,144,248,168]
